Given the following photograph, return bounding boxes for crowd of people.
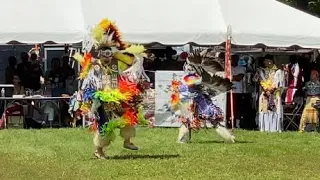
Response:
[228,53,320,132]
[2,52,76,129]
[4,52,75,97]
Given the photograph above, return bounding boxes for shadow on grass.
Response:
[108,154,181,160]
[194,140,254,144]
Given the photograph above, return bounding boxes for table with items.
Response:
[0,96,70,128]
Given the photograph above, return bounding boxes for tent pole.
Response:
[225,26,234,130]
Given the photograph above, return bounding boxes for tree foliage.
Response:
[279,0,320,16]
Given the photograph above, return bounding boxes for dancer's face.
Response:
[98,48,113,65]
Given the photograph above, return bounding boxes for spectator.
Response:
[162,46,182,70]
[17,52,30,87]
[228,54,246,128]
[46,58,64,96]
[299,70,320,132]
[12,74,25,95]
[27,53,43,91]
[5,56,17,84]
[60,56,75,86]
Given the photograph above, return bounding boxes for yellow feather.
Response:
[113,52,133,66]
[73,52,83,63]
[92,26,105,42]
[124,45,146,55]
[118,61,129,71]
[99,19,111,29]
[79,64,91,80]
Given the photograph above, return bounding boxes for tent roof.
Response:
[81,0,227,45]
[82,0,320,48]
[0,0,85,44]
[2,0,320,48]
[221,0,320,48]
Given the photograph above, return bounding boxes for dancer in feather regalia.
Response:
[170,49,235,143]
[69,19,149,159]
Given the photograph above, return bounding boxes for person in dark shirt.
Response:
[161,46,179,70]
[46,58,64,96]
[17,52,30,87]
[27,53,43,91]
[5,56,17,84]
[60,56,75,87]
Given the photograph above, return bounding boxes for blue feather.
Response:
[83,87,96,102]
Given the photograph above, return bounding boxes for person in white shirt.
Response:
[227,55,246,128]
[231,55,246,94]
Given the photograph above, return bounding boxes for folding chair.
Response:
[5,103,25,129]
[283,97,304,130]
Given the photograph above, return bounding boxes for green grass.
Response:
[0,128,320,180]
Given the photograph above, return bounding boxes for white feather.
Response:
[122,55,150,82]
[215,125,235,143]
[174,110,181,116]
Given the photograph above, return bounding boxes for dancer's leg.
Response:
[93,132,115,159]
[215,124,235,143]
[120,126,138,150]
[93,104,114,159]
[177,124,190,143]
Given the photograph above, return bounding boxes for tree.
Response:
[279,0,320,17]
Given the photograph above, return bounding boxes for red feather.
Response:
[81,53,92,68]
[118,78,141,97]
[122,108,138,126]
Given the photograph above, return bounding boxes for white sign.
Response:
[154,71,184,127]
[154,71,227,127]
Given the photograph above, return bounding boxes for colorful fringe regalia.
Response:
[169,49,234,143]
[70,19,149,159]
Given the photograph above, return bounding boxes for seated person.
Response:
[45,58,64,97]
[12,74,25,95]
[299,70,320,132]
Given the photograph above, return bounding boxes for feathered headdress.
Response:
[186,49,233,95]
[92,19,128,50]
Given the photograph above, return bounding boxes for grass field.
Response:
[0,128,320,180]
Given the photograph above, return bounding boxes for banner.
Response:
[154,71,226,127]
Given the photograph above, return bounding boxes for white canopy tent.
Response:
[1,0,320,48]
[220,0,320,48]
[81,0,320,48]
[81,0,227,46]
[0,0,85,44]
